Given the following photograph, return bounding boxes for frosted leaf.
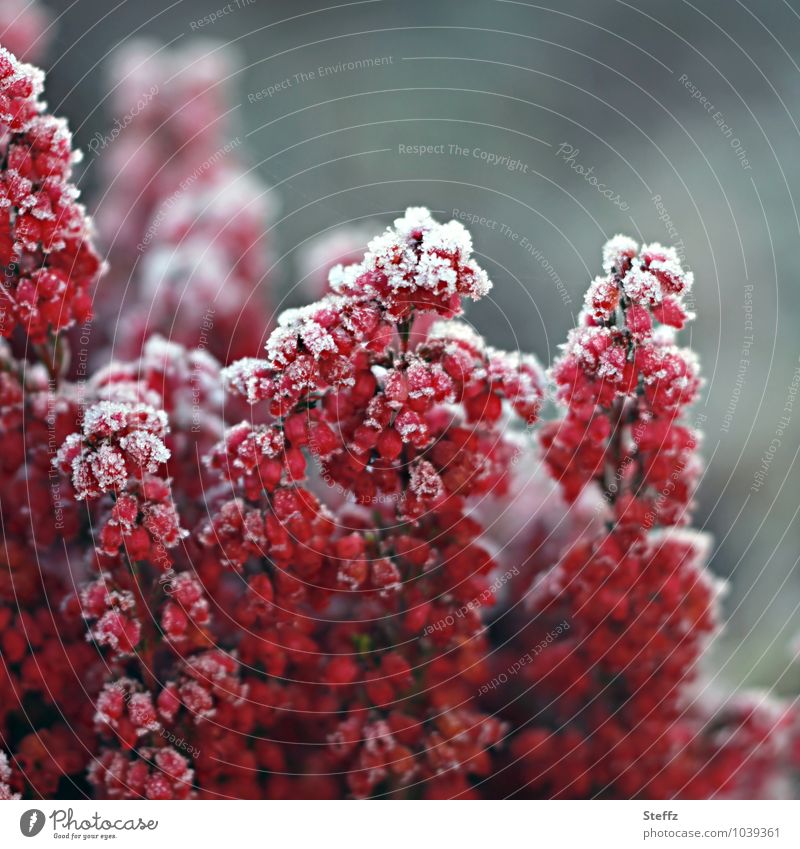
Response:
[0,45,45,104]
[650,255,693,293]
[565,326,613,370]
[127,692,162,734]
[392,206,438,238]
[641,242,678,264]
[597,346,627,381]
[395,412,423,442]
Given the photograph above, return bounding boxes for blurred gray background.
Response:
[38,0,800,694]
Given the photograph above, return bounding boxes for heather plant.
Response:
[0,43,797,801]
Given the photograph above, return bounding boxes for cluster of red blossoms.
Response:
[0,41,798,802]
[484,238,797,798]
[0,47,103,345]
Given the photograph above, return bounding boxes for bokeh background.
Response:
[26,0,800,694]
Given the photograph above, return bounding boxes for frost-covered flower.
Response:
[0,47,103,342]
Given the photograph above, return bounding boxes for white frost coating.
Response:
[82,400,129,436]
[622,266,662,304]
[565,326,612,370]
[641,343,699,385]
[119,430,170,470]
[641,242,677,262]
[584,275,619,319]
[327,261,360,295]
[487,347,540,380]
[602,234,637,275]
[409,460,444,500]
[221,357,271,404]
[328,207,492,302]
[396,418,422,441]
[0,749,15,788]
[88,443,128,491]
[0,45,45,112]
[650,254,694,293]
[299,316,337,359]
[263,295,348,366]
[253,426,284,459]
[82,400,167,439]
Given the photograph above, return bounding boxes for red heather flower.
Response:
[89,747,194,800]
[55,400,170,500]
[95,678,161,747]
[195,207,545,797]
[541,236,699,508]
[0,46,103,343]
[483,235,794,799]
[328,206,491,320]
